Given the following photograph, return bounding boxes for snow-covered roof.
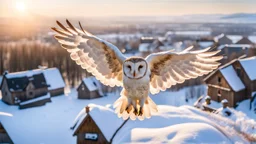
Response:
[217,44,252,50]
[72,104,124,142]
[220,65,245,92]
[226,35,243,43]
[82,77,103,96]
[19,93,50,106]
[239,56,256,81]
[43,68,65,90]
[3,68,65,90]
[138,43,150,52]
[5,69,42,79]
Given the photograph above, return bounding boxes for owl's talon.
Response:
[138,108,143,116]
[125,105,132,114]
[134,108,138,116]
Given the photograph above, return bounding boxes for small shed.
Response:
[77,77,103,99]
[43,68,65,96]
[0,122,13,144]
[71,104,124,144]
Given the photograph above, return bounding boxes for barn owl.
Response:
[52,20,222,121]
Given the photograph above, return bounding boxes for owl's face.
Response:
[123,58,148,79]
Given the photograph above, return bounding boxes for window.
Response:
[85,133,98,141]
[218,77,221,83]
[236,67,241,77]
[218,89,221,96]
[81,85,85,91]
[93,82,97,87]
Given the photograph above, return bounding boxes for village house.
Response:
[71,105,125,144]
[0,122,13,144]
[77,77,103,99]
[236,36,254,45]
[204,56,256,108]
[215,34,233,45]
[0,67,65,109]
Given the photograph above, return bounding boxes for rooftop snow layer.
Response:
[43,68,65,90]
[5,69,42,79]
[19,93,51,105]
[239,56,256,81]
[220,65,245,92]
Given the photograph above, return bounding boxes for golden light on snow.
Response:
[15,1,26,12]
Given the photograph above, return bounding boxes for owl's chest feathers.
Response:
[123,75,150,99]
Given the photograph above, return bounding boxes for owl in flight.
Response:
[52,20,222,120]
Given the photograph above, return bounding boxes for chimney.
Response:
[85,106,90,113]
[3,70,8,75]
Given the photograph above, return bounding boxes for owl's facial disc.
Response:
[123,59,147,79]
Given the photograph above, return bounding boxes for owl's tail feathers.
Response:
[113,96,158,121]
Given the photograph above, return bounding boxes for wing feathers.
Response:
[52,20,126,87]
[147,47,222,94]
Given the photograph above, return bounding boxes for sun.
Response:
[15,1,26,12]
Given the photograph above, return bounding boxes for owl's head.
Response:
[123,57,148,79]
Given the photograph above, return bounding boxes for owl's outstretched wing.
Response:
[52,20,126,87]
[145,47,222,94]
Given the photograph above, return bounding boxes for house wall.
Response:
[11,87,48,102]
[206,71,230,90]
[76,115,109,144]
[234,61,256,99]
[49,87,64,97]
[1,79,13,105]
[207,86,235,107]
[77,83,100,99]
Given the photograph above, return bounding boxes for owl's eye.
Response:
[138,65,143,69]
[127,65,131,69]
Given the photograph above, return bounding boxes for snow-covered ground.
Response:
[0,86,255,143]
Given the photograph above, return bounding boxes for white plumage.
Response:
[52,20,222,121]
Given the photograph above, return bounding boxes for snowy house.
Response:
[77,77,104,99]
[0,70,51,108]
[204,63,246,107]
[71,105,124,144]
[43,68,65,96]
[0,67,65,109]
[0,122,13,143]
[204,56,256,108]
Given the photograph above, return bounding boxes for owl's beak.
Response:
[133,71,136,77]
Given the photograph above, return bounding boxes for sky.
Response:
[0,0,255,18]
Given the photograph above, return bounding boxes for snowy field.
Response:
[0,86,255,144]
